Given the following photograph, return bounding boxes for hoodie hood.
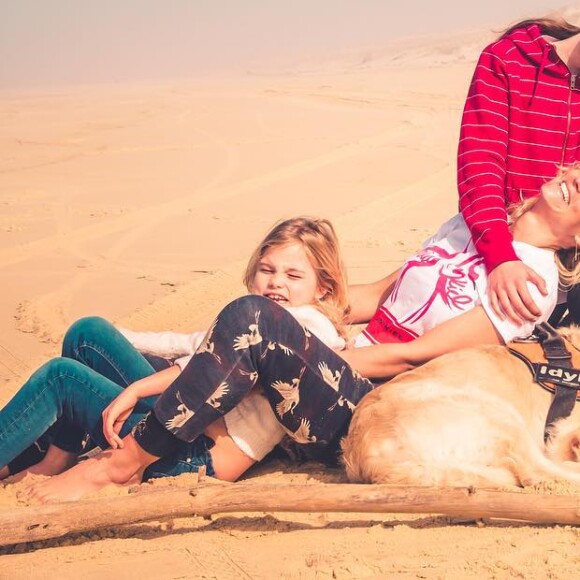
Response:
[505,24,569,105]
[508,24,569,76]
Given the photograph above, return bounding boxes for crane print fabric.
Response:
[150,296,374,448]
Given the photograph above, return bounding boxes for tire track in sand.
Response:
[0,121,422,271]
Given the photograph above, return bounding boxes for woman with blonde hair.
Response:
[342,165,580,379]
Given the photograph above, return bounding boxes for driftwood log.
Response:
[1,482,579,546]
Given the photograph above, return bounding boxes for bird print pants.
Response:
[133,295,375,458]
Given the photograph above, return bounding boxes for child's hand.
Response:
[102,390,139,449]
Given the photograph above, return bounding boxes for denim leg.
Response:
[0,357,155,468]
[50,316,158,452]
[62,316,156,385]
[143,435,216,480]
[62,318,217,479]
[137,296,374,455]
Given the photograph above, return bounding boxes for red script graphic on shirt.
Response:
[363,243,483,344]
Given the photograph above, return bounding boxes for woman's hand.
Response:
[102,389,139,449]
[488,261,547,325]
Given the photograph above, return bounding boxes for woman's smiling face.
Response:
[250,242,325,307]
[536,166,580,245]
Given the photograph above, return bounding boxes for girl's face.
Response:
[537,167,580,243]
[250,242,325,308]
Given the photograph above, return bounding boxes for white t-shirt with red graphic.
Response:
[354,214,559,347]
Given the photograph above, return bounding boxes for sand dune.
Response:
[1,14,580,578]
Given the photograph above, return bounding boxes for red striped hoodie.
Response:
[457,24,580,272]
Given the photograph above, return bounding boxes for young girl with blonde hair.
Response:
[0,217,349,485]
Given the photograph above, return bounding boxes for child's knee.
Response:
[62,316,112,357]
[33,357,79,383]
[222,295,277,322]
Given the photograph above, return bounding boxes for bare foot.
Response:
[7,446,77,483]
[26,434,158,503]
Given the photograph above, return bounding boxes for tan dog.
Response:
[341,330,580,488]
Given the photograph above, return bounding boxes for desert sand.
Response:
[1,15,580,579]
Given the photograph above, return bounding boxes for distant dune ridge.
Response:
[253,6,580,76]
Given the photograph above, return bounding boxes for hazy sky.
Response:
[0,0,571,88]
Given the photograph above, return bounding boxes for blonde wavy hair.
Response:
[508,166,580,287]
[244,217,349,337]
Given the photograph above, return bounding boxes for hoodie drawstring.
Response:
[529,43,550,106]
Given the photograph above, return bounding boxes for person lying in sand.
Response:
[0,217,348,485]
[25,165,580,502]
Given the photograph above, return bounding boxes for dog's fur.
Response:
[341,330,580,488]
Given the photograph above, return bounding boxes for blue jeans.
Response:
[0,317,215,478]
[142,435,215,480]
